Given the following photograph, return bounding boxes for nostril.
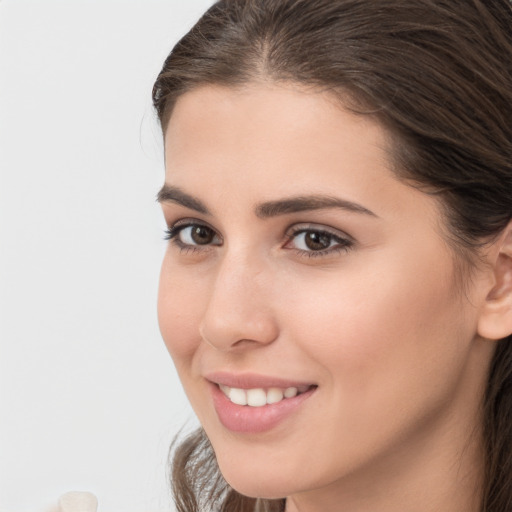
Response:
[232,338,263,348]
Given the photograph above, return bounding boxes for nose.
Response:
[199,253,279,352]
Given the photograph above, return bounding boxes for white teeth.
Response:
[220,384,308,406]
[266,387,284,404]
[284,387,298,398]
[247,388,267,407]
[229,387,247,406]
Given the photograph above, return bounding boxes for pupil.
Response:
[305,231,331,250]
[192,226,214,245]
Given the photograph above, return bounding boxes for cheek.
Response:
[283,248,470,409]
[264,251,476,480]
[157,255,206,362]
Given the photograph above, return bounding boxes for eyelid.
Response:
[283,223,355,257]
[169,217,216,230]
[284,223,354,242]
[165,218,222,239]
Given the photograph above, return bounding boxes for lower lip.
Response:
[210,383,316,433]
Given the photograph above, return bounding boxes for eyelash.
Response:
[284,226,354,258]
[164,221,221,254]
[164,221,354,258]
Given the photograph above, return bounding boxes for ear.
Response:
[477,222,512,340]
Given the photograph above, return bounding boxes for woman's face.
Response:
[158,84,492,501]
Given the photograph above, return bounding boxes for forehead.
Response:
[164,83,394,199]
[165,82,387,151]
[162,84,436,237]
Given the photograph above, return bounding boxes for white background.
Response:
[0,1,213,510]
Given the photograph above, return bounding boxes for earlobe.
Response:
[477,223,512,341]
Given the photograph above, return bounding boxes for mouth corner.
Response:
[209,379,317,433]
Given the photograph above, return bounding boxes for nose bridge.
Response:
[199,248,278,350]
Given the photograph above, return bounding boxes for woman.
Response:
[153,1,512,511]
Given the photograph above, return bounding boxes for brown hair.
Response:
[153,1,512,510]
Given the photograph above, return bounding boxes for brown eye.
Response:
[176,224,221,246]
[190,226,215,245]
[286,227,354,256]
[303,231,332,251]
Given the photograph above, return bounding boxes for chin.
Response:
[222,474,289,500]
[215,454,303,500]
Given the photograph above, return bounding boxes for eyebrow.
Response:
[255,195,377,218]
[157,184,377,218]
[157,185,210,215]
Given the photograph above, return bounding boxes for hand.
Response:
[46,492,98,512]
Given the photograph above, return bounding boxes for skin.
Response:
[158,83,500,512]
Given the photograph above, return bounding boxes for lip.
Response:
[205,371,316,390]
[206,372,317,434]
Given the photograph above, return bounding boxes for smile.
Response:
[219,384,313,407]
[207,375,318,433]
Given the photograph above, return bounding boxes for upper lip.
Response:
[204,371,316,389]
